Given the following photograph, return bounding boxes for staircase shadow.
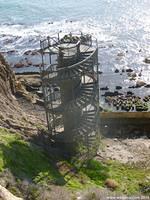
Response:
[30,129,109,186]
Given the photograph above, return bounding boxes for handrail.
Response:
[40,33,98,52]
[45,47,98,74]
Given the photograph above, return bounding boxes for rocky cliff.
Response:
[0,54,43,133]
[0,53,15,99]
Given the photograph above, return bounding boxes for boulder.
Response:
[127,91,134,96]
[127,72,136,78]
[100,86,109,91]
[145,84,150,88]
[14,63,25,68]
[98,71,103,74]
[114,69,119,73]
[136,80,146,88]
[144,57,150,64]
[126,68,133,72]
[105,179,119,190]
[116,86,122,90]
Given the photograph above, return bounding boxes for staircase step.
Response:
[82,120,96,126]
[81,91,93,96]
[81,90,93,95]
[83,112,96,116]
[80,51,93,55]
[82,118,95,122]
[83,82,95,86]
[76,99,87,107]
[83,110,96,114]
[81,86,94,90]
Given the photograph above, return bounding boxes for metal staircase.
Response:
[40,33,99,158]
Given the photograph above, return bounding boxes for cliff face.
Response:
[0,54,18,126]
[0,53,15,100]
[0,54,21,129]
[0,54,39,133]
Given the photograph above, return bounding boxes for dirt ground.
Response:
[97,137,150,169]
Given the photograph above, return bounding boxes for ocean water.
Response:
[0,0,150,109]
[0,0,150,52]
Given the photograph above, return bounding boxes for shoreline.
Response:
[2,44,149,113]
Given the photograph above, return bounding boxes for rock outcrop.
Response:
[0,53,15,100]
[0,53,44,133]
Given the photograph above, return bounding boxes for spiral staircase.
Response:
[40,33,99,158]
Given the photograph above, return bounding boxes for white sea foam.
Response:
[0,18,117,54]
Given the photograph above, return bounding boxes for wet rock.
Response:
[136,103,148,112]
[129,85,135,89]
[7,50,18,54]
[103,91,122,97]
[126,68,133,72]
[114,69,119,73]
[114,91,123,96]
[127,72,137,80]
[116,86,122,90]
[136,80,146,88]
[138,70,142,77]
[48,21,53,24]
[14,63,25,68]
[102,92,115,97]
[100,86,109,91]
[144,57,150,64]
[132,72,137,77]
[98,71,103,74]
[124,105,131,112]
[143,96,149,102]
[145,84,150,88]
[127,91,134,96]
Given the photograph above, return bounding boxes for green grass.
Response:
[81,160,150,195]
[0,127,149,195]
[0,128,65,185]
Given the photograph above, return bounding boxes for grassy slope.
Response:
[0,127,149,195]
[0,128,64,184]
[81,160,150,195]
